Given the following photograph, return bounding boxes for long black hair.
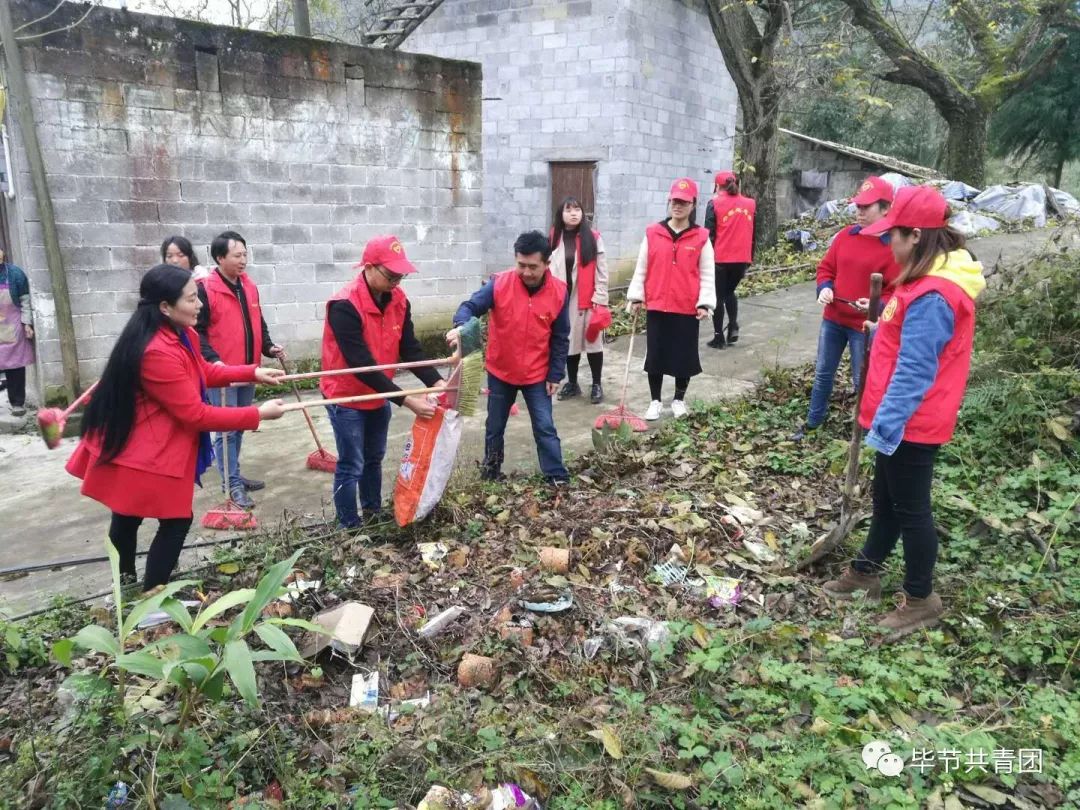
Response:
[551,196,597,266]
[161,235,198,269]
[82,264,193,462]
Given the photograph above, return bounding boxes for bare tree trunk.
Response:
[740,97,780,254]
[943,105,989,186]
[294,0,311,36]
[1053,155,1065,189]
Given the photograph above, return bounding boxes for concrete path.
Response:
[0,224,1066,615]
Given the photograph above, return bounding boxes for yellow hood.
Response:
[928,248,986,301]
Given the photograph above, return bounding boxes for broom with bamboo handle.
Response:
[278,355,458,383]
[280,384,453,412]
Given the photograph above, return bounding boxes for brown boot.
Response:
[822,566,882,601]
[877,592,943,637]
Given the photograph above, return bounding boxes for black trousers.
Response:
[109,512,193,590]
[1,366,26,408]
[712,262,748,335]
[853,441,940,598]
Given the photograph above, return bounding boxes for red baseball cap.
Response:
[585,305,612,343]
[851,176,894,206]
[359,235,417,275]
[669,178,698,202]
[713,170,736,189]
[861,186,949,236]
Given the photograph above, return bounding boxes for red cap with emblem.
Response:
[669,178,698,202]
[861,186,949,235]
[359,235,417,275]
[713,170,736,190]
[851,176,895,206]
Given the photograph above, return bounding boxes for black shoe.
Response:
[546,476,570,486]
[706,334,726,349]
[590,383,603,404]
[790,423,816,441]
[557,382,582,400]
[240,476,265,492]
[480,467,506,482]
[230,487,256,509]
[727,324,740,345]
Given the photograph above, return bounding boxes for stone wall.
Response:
[405,0,737,277]
[780,138,885,220]
[4,0,482,394]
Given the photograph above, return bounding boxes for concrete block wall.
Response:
[406,0,737,278]
[5,0,482,392]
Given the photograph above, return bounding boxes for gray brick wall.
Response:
[6,0,482,394]
[406,0,737,277]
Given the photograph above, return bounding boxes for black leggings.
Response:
[566,352,603,386]
[109,512,193,590]
[852,441,940,598]
[712,263,748,335]
[648,373,689,401]
[1,366,26,407]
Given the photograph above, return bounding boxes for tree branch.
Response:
[944,0,1001,69]
[982,33,1069,104]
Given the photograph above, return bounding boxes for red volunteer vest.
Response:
[551,228,600,309]
[859,275,976,444]
[321,277,407,410]
[201,270,263,365]
[486,269,567,386]
[711,194,756,263]
[644,223,710,315]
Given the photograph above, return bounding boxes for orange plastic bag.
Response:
[394,407,463,526]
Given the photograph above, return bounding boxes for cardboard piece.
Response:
[301,601,374,658]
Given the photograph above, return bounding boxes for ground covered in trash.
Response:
[1,248,1079,809]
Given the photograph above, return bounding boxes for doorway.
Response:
[550,161,596,226]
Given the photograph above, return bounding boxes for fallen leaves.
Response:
[587,725,623,759]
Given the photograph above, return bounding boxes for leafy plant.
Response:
[56,542,322,725]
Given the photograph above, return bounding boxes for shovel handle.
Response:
[279,356,457,383]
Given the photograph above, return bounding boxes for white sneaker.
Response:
[644,400,663,421]
[671,399,688,419]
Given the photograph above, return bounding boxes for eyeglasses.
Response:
[376,267,406,285]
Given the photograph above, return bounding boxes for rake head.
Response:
[306,448,337,473]
[594,405,649,433]
[201,501,259,531]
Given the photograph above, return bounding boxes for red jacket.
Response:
[321,277,407,410]
[66,326,259,518]
[817,226,902,330]
[710,193,756,263]
[201,270,264,365]
[644,223,710,315]
[487,269,568,386]
[859,275,976,444]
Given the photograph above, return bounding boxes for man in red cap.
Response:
[792,176,902,440]
[321,235,445,529]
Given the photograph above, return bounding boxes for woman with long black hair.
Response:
[548,197,609,403]
[66,264,286,591]
[161,235,210,282]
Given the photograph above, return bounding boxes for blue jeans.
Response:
[806,319,866,428]
[484,373,568,481]
[208,384,255,491]
[326,403,392,528]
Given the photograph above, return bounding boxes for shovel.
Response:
[797,273,883,569]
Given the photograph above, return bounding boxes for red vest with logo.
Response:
[321,277,407,410]
[711,194,756,263]
[201,270,263,365]
[486,269,568,386]
[551,228,600,309]
[859,275,976,444]
[644,223,710,315]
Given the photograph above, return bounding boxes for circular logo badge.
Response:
[861,181,873,192]
[391,241,403,254]
[881,298,898,322]
[678,181,688,189]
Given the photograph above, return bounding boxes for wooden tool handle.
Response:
[281,384,453,412]
[61,381,98,418]
[279,355,456,383]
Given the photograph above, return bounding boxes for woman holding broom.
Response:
[822,186,985,635]
[626,177,715,421]
[66,264,287,592]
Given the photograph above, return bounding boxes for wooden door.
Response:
[550,162,596,225]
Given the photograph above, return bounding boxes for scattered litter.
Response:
[418,542,449,569]
[720,514,745,541]
[348,671,379,711]
[278,577,321,604]
[665,543,688,564]
[105,781,129,808]
[705,576,743,608]
[417,605,466,638]
[136,600,201,630]
[608,616,671,646]
[509,567,527,589]
[725,504,764,525]
[343,566,358,581]
[653,560,688,586]
[538,546,570,574]
[949,210,1001,237]
[785,228,819,251]
[742,539,778,563]
[583,636,604,660]
[941,180,981,201]
[971,184,1047,227]
[490,784,537,809]
[519,589,573,613]
[381,692,431,723]
[1051,187,1079,214]
[416,783,538,810]
[301,602,374,658]
[458,653,497,688]
[497,615,534,646]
